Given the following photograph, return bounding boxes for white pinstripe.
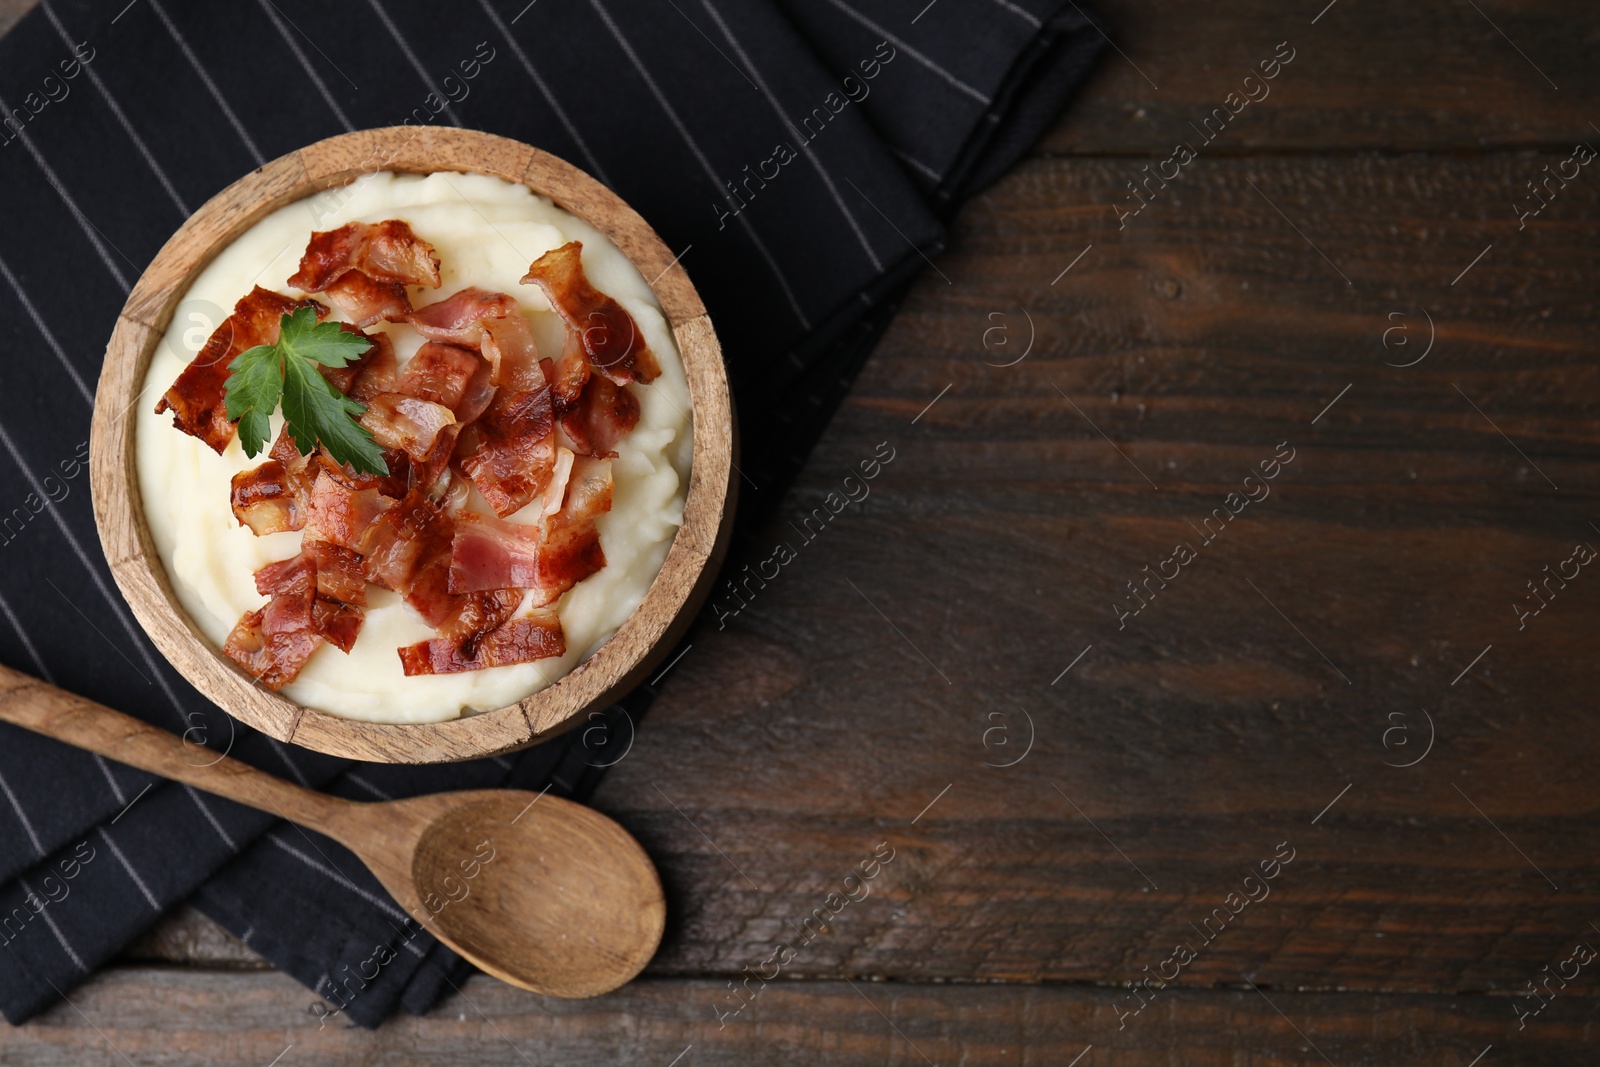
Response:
[0,588,52,684]
[697,0,883,271]
[891,145,943,184]
[269,738,312,787]
[254,0,355,133]
[96,827,160,911]
[0,249,93,404]
[345,774,392,801]
[0,769,45,857]
[145,0,267,165]
[475,0,613,186]
[0,421,241,842]
[0,586,128,804]
[820,0,989,104]
[16,876,85,972]
[184,784,236,848]
[39,1,189,217]
[267,833,426,954]
[991,0,1042,28]
[0,92,132,291]
[363,0,463,128]
[587,0,811,328]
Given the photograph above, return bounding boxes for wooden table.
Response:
[5,0,1600,1062]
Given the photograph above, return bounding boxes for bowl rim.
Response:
[90,127,735,764]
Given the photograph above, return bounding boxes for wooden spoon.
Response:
[0,664,665,999]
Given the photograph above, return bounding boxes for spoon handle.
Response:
[0,663,348,831]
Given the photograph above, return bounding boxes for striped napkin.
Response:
[0,0,1098,1026]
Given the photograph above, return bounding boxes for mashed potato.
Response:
[137,171,691,723]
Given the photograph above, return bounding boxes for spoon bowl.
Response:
[362,790,664,998]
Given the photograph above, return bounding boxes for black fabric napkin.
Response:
[0,0,1098,1028]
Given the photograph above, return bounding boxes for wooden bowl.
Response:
[90,128,735,764]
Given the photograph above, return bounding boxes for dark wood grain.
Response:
[1042,0,1597,154]
[11,967,1598,1066]
[592,150,1600,995]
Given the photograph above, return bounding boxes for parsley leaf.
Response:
[281,353,389,474]
[223,308,386,475]
[278,306,369,368]
[224,343,283,459]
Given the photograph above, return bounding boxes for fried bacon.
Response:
[398,610,566,676]
[224,555,320,689]
[313,598,363,653]
[556,456,616,527]
[405,287,517,345]
[479,314,541,390]
[453,369,557,517]
[213,224,663,687]
[448,458,611,605]
[157,288,322,453]
[358,490,452,596]
[358,393,457,462]
[438,589,523,650]
[396,342,481,409]
[446,512,541,593]
[288,220,441,292]
[303,470,395,552]
[546,322,590,413]
[302,538,367,607]
[350,330,401,400]
[322,271,410,328]
[559,373,639,458]
[541,447,575,517]
[230,460,304,535]
[224,552,366,688]
[522,241,660,388]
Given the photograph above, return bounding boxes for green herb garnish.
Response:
[224,308,387,475]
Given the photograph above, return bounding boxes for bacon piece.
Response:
[268,423,302,467]
[447,512,541,594]
[303,470,395,552]
[222,610,277,684]
[230,460,304,535]
[313,597,363,653]
[447,460,610,605]
[350,331,400,401]
[322,271,411,329]
[410,422,459,496]
[521,241,660,388]
[398,610,566,676]
[453,359,497,426]
[559,374,639,458]
[396,342,480,409]
[405,288,517,345]
[254,552,366,657]
[533,458,612,604]
[359,490,453,595]
[155,288,322,454]
[358,393,456,461]
[302,539,367,607]
[223,554,321,689]
[541,447,575,517]
[438,589,522,650]
[479,314,542,390]
[288,220,441,292]
[453,361,557,517]
[302,448,408,501]
[544,324,590,415]
[556,456,615,527]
